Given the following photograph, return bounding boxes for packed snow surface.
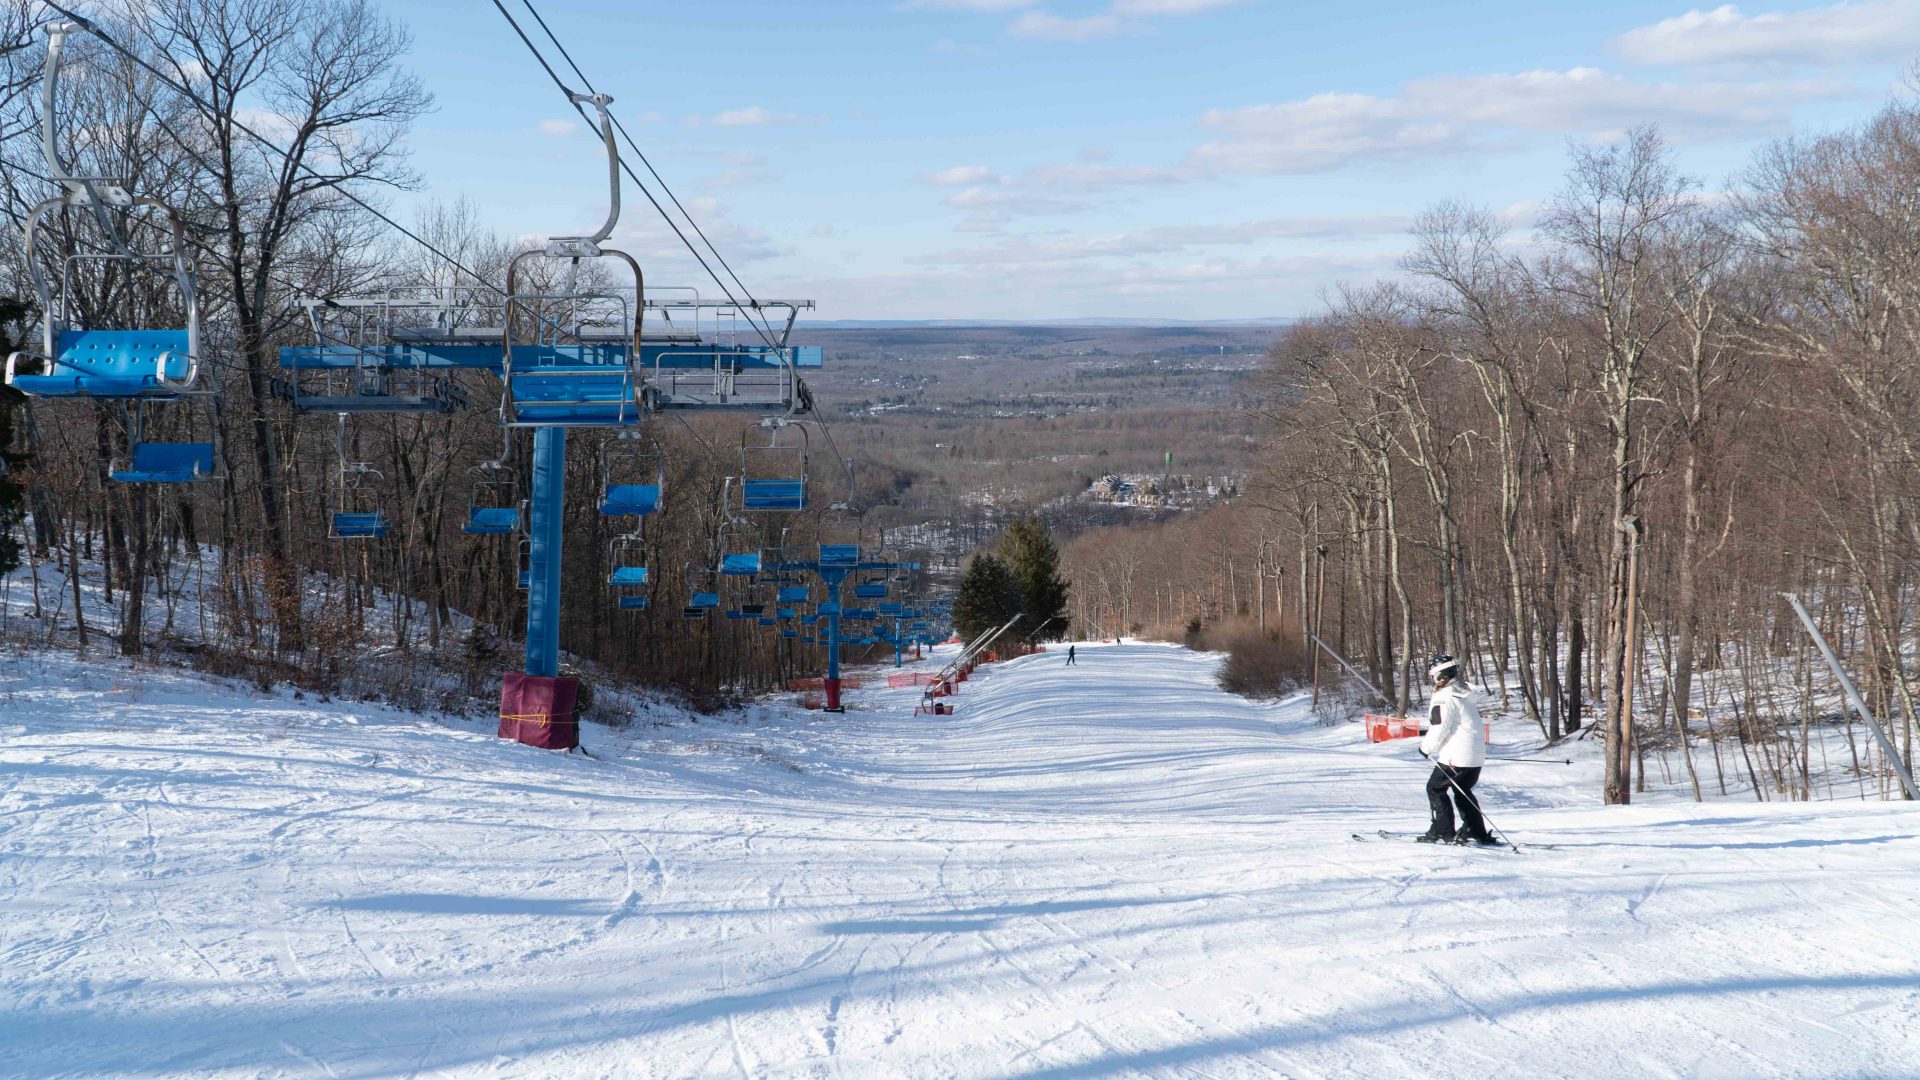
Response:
[3,642,1917,1078]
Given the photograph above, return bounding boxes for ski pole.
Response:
[1485,755,1573,765]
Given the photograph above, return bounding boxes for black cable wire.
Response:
[487,0,784,353]
[514,0,773,332]
[505,2,851,505]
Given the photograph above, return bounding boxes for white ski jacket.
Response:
[1419,682,1485,768]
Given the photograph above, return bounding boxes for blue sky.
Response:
[382,0,1920,320]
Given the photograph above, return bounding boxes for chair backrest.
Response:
[742,478,807,511]
[464,506,522,534]
[778,585,810,603]
[57,329,193,384]
[819,544,859,567]
[618,594,649,610]
[332,511,387,539]
[609,566,650,587]
[600,483,660,516]
[854,582,889,600]
[131,442,214,476]
[720,553,762,576]
[691,591,721,609]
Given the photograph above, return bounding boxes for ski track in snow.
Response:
[2,642,1919,1078]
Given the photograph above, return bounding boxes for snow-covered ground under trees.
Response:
[3,640,1918,1079]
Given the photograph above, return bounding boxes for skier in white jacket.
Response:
[1417,653,1495,845]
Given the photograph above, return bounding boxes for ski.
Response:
[1352,830,1532,853]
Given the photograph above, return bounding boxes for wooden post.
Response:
[1311,544,1328,710]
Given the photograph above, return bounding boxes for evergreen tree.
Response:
[0,298,29,579]
[951,553,1022,642]
[998,517,1069,641]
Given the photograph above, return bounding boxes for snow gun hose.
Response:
[1430,760,1521,852]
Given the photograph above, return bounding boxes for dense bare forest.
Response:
[1064,104,1920,804]
[0,0,933,709]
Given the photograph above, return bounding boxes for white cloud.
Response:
[917,0,1246,44]
[926,164,999,185]
[612,195,788,265]
[700,106,816,127]
[1112,0,1246,13]
[925,159,1191,228]
[1008,11,1131,39]
[901,0,1037,9]
[537,119,579,137]
[233,106,297,141]
[1614,1,1920,66]
[944,186,1088,230]
[1193,67,1844,173]
[1024,161,1193,189]
[912,214,1412,266]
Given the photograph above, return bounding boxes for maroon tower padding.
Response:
[499,672,580,750]
[824,676,843,711]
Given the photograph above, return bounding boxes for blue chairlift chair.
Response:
[608,532,651,613]
[110,432,216,484]
[599,432,663,516]
[4,29,219,485]
[499,95,648,429]
[462,453,524,535]
[740,421,808,512]
[329,417,389,540]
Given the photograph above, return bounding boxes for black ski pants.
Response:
[1426,764,1488,840]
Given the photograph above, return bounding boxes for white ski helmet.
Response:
[1427,653,1460,683]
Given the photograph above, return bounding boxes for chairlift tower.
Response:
[771,544,920,712]
[268,91,822,732]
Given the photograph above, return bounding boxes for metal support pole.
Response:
[824,571,845,712]
[525,426,565,678]
[1784,593,1920,800]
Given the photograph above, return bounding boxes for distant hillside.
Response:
[797,324,1277,547]
[805,317,1299,329]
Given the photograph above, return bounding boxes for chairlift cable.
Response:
[486,0,783,352]
[513,0,780,345]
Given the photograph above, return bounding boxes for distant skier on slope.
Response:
[1418,654,1497,846]
[1066,645,1077,666]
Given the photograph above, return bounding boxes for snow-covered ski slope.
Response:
[3,642,1917,1079]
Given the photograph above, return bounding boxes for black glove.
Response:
[1419,749,1430,759]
